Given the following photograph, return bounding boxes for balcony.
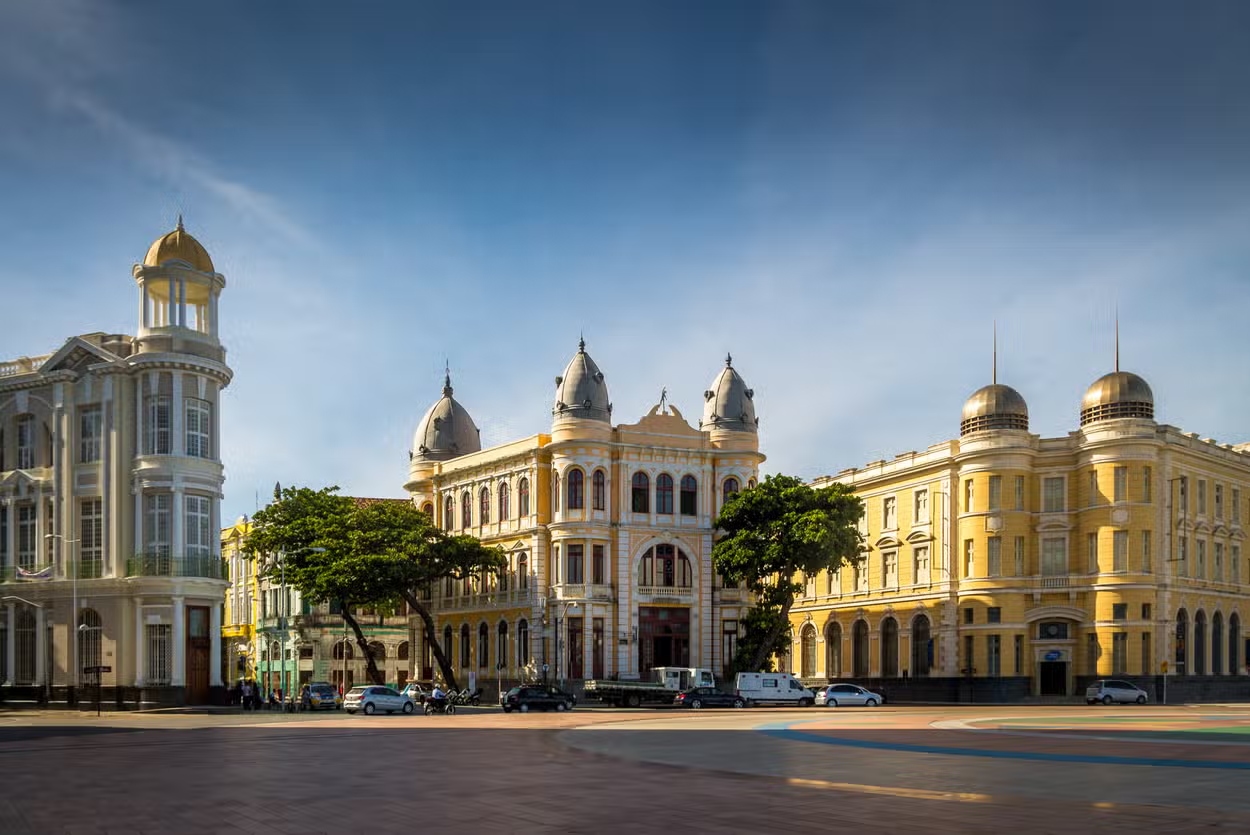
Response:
[436,588,534,612]
[552,583,616,601]
[125,553,226,579]
[636,584,696,602]
[1038,576,1070,590]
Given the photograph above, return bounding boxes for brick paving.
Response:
[1,707,1249,833]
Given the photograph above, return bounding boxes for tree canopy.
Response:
[245,485,505,689]
[712,474,863,674]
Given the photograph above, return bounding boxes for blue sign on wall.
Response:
[1044,650,1063,662]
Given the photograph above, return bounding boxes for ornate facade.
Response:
[789,360,1250,696]
[0,221,231,705]
[403,344,764,688]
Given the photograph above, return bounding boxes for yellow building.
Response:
[404,344,763,689]
[789,361,1250,698]
[220,517,257,684]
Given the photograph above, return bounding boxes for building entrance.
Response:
[638,607,689,677]
[186,606,211,704]
[1039,661,1067,695]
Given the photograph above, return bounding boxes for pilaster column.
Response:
[34,605,45,687]
[172,488,184,567]
[210,602,222,687]
[4,501,14,569]
[171,373,184,456]
[171,596,185,686]
[133,597,145,686]
[5,603,15,684]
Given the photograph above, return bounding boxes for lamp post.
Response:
[269,546,325,711]
[45,534,80,689]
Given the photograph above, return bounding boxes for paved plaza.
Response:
[2,703,1249,833]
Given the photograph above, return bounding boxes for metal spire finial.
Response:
[725,352,733,367]
[578,332,585,352]
[443,359,453,397]
[176,213,184,231]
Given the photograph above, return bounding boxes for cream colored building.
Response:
[789,361,1250,697]
[0,220,231,705]
[403,344,763,688]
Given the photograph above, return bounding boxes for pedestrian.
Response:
[241,680,253,711]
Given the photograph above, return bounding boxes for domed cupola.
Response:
[701,353,758,433]
[411,372,482,462]
[553,338,612,423]
[144,215,215,273]
[961,384,1029,435]
[1080,371,1154,426]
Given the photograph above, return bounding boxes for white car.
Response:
[343,685,416,715]
[814,683,884,707]
[1085,679,1148,705]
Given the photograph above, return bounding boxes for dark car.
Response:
[500,685,577,713]
[673,686,745,709]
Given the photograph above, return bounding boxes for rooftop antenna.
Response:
[992,320,997,385]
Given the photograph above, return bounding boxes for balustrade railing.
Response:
[126,553,226,579]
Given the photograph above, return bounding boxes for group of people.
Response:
[234,679,286,711]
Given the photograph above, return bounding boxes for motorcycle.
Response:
[452,687,483,707]
[423,698,456,715]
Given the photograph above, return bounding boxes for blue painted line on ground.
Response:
[759,725,1250,771]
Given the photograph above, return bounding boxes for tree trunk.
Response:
[747,594,795,674]
[341,604,385,686]
[401,590,460,691]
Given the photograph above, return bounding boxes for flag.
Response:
[16,565,53,580]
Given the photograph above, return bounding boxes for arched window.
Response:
[478,623,490,669]
[519,478,530,517]
[461,491,472,528]
[1212,612,1224,675]
[444,496,454,531]
[397,641,410,661]
[911,614,932,677]
[592,469,606,510]
[632,472,650,513]
[443,625,453,660]
[497,621,509,670]
[680,475,697,516]
[333,640,353,660]
[881,617,899,677]
[421,502,433,517]
[368,641,386,661]
[723,477,740,505]
[1175,608,1188,673]
[656,474,674,514]
[460,624,471,668]
[479,487,491,525]
[517,553,529,589]
[748,478,756,489]
[1230,613,1242,676]
[825,622,842,677]
[852,620,869,678]
[800,624,816,679]
[517,619,530,667]
[1194,610,1208,675]
[498,481,510,520]
[567,468,585,510]
[78,608,102,676]
[638,545,692,588]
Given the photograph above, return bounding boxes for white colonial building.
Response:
[403,342,764,688]
[0,220,231,706]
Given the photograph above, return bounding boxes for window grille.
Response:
[146,623,171,685]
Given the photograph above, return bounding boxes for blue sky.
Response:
[2,1,1248,524]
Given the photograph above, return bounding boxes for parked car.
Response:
[305,681,342,710]
[401,682,433,704]
[1085,679,1148,705]
[814,683,884,707]
[734,672,815,706]
[500,685,577,713]
[673,687,745,709]
[344,685,416,715]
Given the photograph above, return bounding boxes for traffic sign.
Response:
[1161,660,1169,674]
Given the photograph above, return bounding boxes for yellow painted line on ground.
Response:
[786,776,994,803]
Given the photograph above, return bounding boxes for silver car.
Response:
[1085,679,1148,705]
[814,683,884,707]
[343,685,416,715]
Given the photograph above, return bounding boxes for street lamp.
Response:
[45,534,80,688]
[556,601,579,688]
[267,545,324,711]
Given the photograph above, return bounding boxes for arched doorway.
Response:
[1175,609,1188,675]
[15,608,36,685]
[1194,610,1207,675]
[881,617,899,677]
[1230,613,1242,676]
[825,622,842,678]
[1212,613,1224,675]
[911,615,932,677]
[852,620,869,678]
[78,609,102,682]
[799,625,816,679]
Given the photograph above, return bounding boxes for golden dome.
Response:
[1080,371,1154,426]
[143,217,214,273]
[960,384,1029,436]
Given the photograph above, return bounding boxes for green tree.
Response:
[245,486,505,690]
[713,474,863,674]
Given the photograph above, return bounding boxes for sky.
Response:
[2,0,1248,525]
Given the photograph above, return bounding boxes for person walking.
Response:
[241,680,253,711]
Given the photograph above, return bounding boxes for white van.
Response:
[734,672,815,707]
